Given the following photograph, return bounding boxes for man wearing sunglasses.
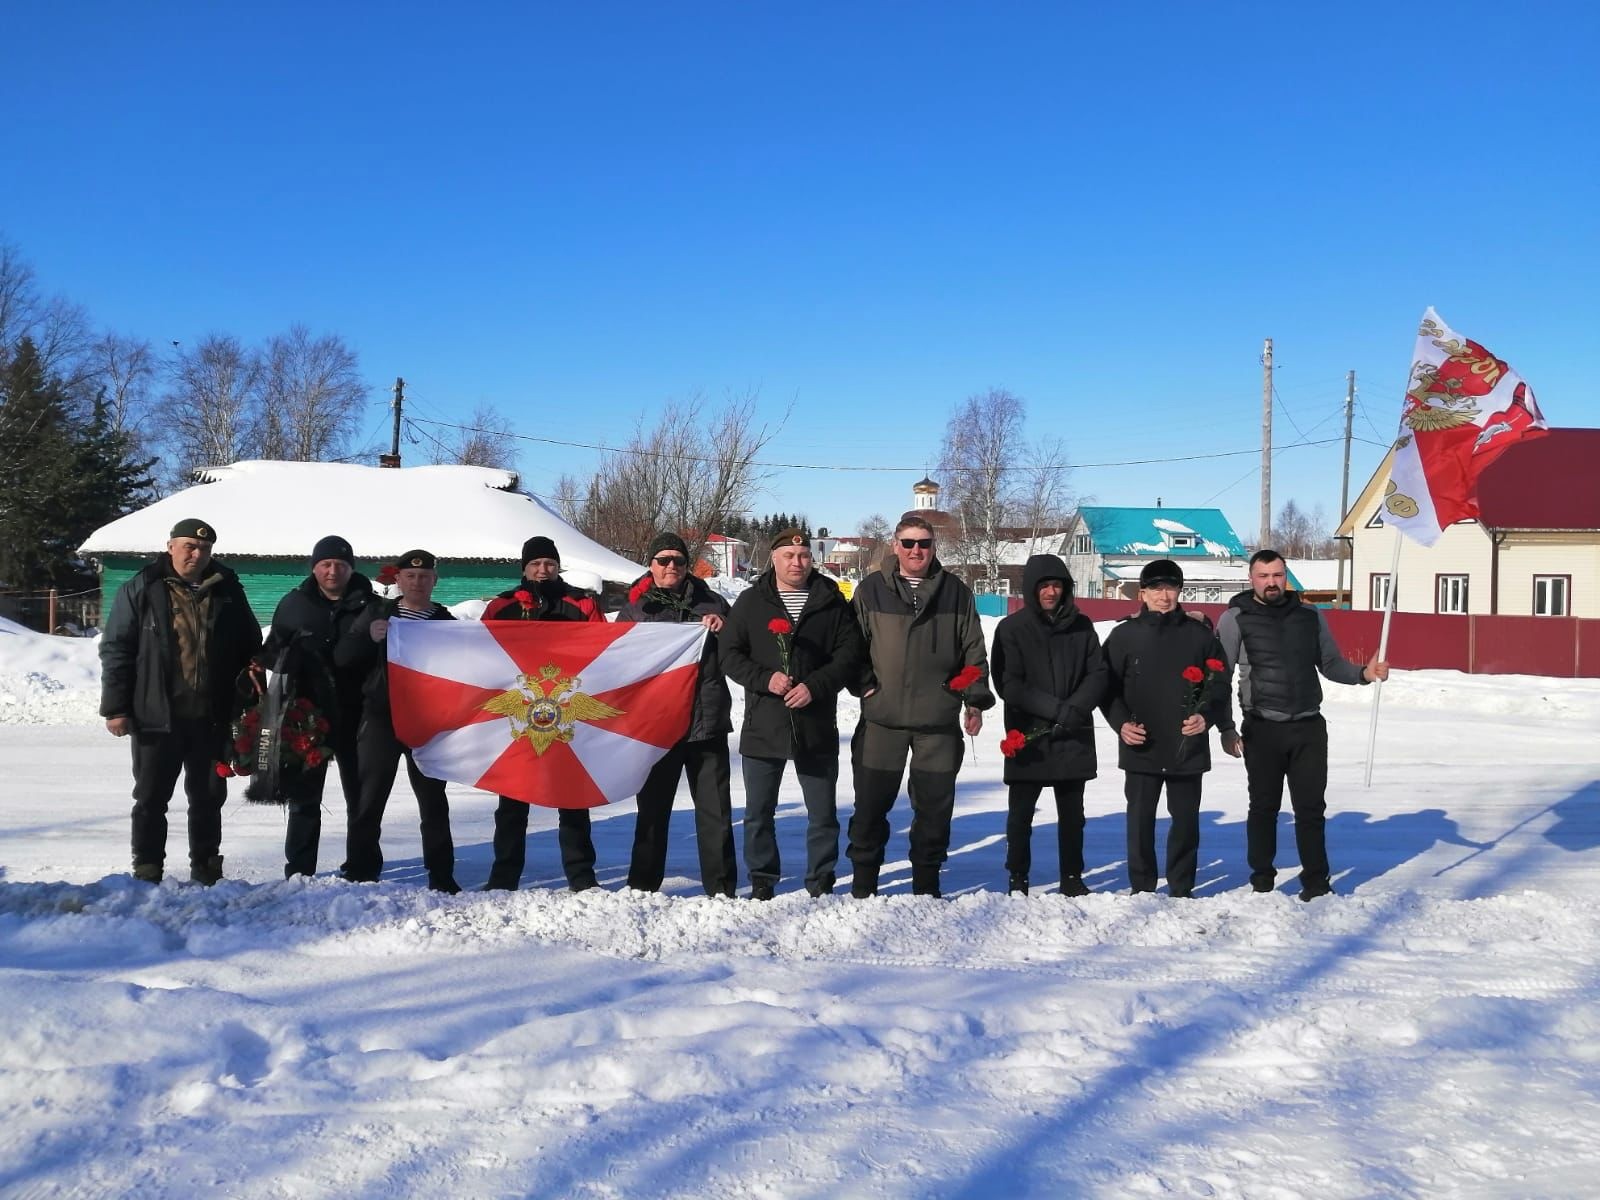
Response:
[614,531,738,896]
[847,516,994,897]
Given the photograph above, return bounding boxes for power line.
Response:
[407,415,1377,475]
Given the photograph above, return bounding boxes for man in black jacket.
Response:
[991,554,1107,896]
[99,518,261,884]
[615,532,737,897]
[254,535,375,878]
[847,516,994,898]
[1216,549,1388,901]
[480,535,605,891]
[722,529,866,898]
[1101,559,1233,898]
[335,549,461,893]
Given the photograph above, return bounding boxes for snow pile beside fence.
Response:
[0,617,103,725]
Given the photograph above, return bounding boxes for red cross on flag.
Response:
[386,620,707,807]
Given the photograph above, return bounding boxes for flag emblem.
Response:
[480,666,626,755]
[386,620,707,807]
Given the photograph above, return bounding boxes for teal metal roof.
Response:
[1078,507,1247,558]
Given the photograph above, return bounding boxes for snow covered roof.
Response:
[1101,561,1254,582]
[1076,507,1247,558]
[78,460,646,584]
[1285,559,1346,591]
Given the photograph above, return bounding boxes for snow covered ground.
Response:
[3,618,1599,1198]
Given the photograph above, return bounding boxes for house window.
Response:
[1168,534,1197,549]
[1370,574,1392,610]
[1533,575,1570,617]
[1436,575,1468,615]
[1073,533,1092,554]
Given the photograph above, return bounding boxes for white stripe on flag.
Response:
[411,714,513,788]
[567,720,678,802]
[576,622,707,697]
[388,621,521,689]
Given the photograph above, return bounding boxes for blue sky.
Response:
[4,2,1596,544]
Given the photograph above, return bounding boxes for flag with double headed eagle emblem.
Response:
[385,620,708,807]
[1384,307,1547,547]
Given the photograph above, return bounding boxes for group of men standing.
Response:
[99,515,1385,901]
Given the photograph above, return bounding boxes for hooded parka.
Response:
[990,554,1107,783]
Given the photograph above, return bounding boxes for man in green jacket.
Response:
[846,516,994,898]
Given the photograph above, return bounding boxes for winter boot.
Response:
[911,866,943,898]
[850,863,880,899]
[429,876,462,895]
[1007,873,1029,896]
[132,862,162,884]
[190,855,224,886]
[806,873,835,898]
[1060,876,1090,898]
[750,881,775,901]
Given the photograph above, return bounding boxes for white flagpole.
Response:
[1363,534,1402,787]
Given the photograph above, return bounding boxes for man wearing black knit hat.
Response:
[614,531,738,896]
[252,534,375,878]
[480,535,605,891]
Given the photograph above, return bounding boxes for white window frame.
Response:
[1072,533,1092,554]
[1436,574,1469,615]
[1533,575,1570,617]
[1168,533,1197,549]
[1370,574,1392,611]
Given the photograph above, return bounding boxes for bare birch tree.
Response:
[937,388,1074,589]
[158,334,259,482]
[251,325,368,461]
[431,403,519,469]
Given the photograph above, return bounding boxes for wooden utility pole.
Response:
[1260,338,1273,547]
[1337,370,1356,606]
[380,377,405,468]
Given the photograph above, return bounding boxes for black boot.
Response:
[190,855,224,886]
[911,865,942,898]
[751,881,775,901]
[1060,876,1090,897]
[850,863,879,899]
[1008,873,1029,896]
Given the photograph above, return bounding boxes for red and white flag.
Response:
[386,620,706,807]
[1385,307,1546,546]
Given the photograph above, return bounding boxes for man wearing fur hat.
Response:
[847,516,994,898]
[336,550,461,893]
[100,518,261,885]
[991,553,1107,896]
[614,531,738,897]
[250,535,376,879]
[1100,558,1232,898]
[721,528,866,898]
[480,535,605,891]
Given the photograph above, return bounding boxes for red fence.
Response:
[1024,598,1600,678]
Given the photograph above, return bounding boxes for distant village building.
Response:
[1337,428,1600,616]
[78,460,645,622]
[1064,507,1250,602]
[697,532,747,578]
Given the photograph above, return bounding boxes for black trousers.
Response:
[1004,781,1087,883]
[345,715,456,889]
[129,717,226,871]
[1124,773,1202,895]
[628,737,737,896]
[283,711,363,878]
[488,797,598,890]
[1242,714,1330,890]
[848,721,963,893]
[741,752,840,895]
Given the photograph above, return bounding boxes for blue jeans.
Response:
[741,753,840,895]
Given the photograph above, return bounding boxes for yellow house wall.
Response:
[1496,535,1600,617]
[1347,489,1492,613]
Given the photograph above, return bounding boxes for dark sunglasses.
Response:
[652,555,688,567]
[898,537,934,550]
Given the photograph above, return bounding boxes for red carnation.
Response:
[767,617,793,635]
[1000,729,1028,758]
[215,762,234,778]
[949,665,982,691]
[1181,665,1205,684]
[315,716,330,734]
[305,749,324,768]
[513,588,534,612]
[243,708,261,729]
[1206,657,1225,673]
[234,735,252,755]
[377,565,399,585]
